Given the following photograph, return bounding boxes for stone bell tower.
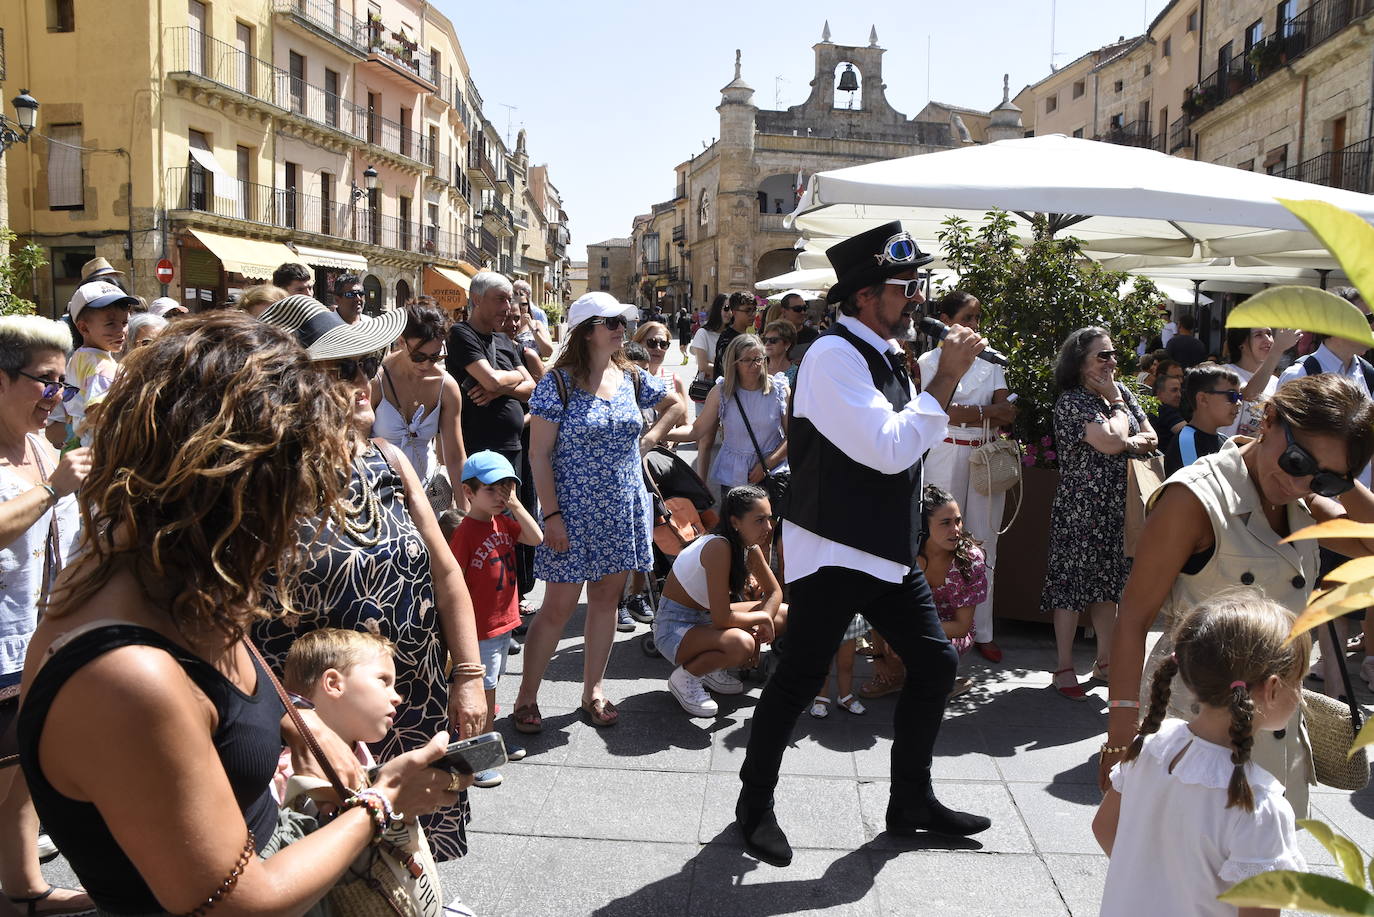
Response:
[716,50,759,289]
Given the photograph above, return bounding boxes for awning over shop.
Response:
[294,245,369,272]
[425,266,470,313]
[187,229,298,281]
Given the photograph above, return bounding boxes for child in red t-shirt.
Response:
[448,451,542,786]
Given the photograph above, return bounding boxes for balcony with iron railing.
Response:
[479,197,514,237]
[167,28,429,168]
[272,0,366,55]
[466,146,497,190]
[429,151,451,186]
[1097,119,1152,148]
[1280,136,1374,194]
[644,260,666,275]
[1186,0,1373,120]
[1168,115,1193,154]
[167,166,443,259]
[499,254,514,275]
[514,208,529,229]
[671,224,686,243]
[361,16,438,90]
[479,227,501,258]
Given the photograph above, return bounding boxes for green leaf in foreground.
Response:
[1225,285,1374,349]
[1279,198,1374,310]
[1300,820,1368,888]
[1220,870,1374,915]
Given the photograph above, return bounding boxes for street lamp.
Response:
[350,165,378,241]
[0,90,39,157]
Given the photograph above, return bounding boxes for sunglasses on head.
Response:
[330,355,382,381]
[17,371,78,403]
[644,339,670,350]
[1204,388,1243,403]
[1277,420,1355,497]
[1095,349,1119,362]
[874,231,920,267]
[883,278,923,300]
[590,316,627,331]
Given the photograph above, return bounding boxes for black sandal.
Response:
[7,887,96,917]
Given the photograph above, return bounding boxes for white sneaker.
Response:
[36,833,57,861]
[702,669,744,695]
[668,666,719,718]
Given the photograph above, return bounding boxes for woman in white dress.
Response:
[916,292,1017,662]
[371,303,468,512]
[1219,326,1299,438]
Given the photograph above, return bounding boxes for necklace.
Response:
[339,453,384,547]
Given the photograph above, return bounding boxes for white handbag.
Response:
[967,420,1023,535]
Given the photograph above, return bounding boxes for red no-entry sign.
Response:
[155,259,174,284]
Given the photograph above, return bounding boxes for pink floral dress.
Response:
[929,546,988,655]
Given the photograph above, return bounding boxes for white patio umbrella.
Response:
[754,268,836,291]
[791,135,1374,260]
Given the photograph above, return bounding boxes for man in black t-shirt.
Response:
[713,292,759,380]
[1164,314,1207,368]
[1163,364,1240,475]
[1147,373,1186,456]
[445,271,535,462]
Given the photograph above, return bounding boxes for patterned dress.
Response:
[930,546,988,655]
[254,447,470,861]
[531,368,666,583]
[1041,383,1147,613]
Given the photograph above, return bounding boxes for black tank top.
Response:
[17,625,283,914]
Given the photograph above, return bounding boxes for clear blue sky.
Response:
[438,0,1171,259]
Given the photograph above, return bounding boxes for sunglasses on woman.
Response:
[17,371,78,402]
[408,345,444,364]
[643,339,670,350]
[1278,420,1355,497]
[783,304,807,313]
[762,336,785,345]
[330,355,382,381]
[590,316,627,331]
[1095,349,1119,362]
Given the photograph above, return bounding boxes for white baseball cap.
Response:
[68,281,138,322]
[567,292,636,330]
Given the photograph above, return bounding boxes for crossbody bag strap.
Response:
[243,639,351,799]
[1327,620,1364,730]
[732,391,770,471]
[28,435,62,589]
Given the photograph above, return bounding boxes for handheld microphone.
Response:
[918,316,1009,367]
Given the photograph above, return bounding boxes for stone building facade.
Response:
[586,237,633,304]
[630,26,984,312]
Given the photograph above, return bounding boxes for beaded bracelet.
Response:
[1100,743,1131,756]
[341,790,390,843]
[1107,699,1139,710]
[182,829,255,916]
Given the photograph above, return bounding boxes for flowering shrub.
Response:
[937,211,1165,470]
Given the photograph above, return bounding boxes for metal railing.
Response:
[363,18,438,85]
[644,260,666,275]
[466,146,497,187]
[479,227,501,257]
[671,224,685,242]
[166,28,429,165]
[1280,136,1374,193]
[273,0,365,53]
[1186,0,1373,119]
[1098,119,1152,148]
[1168,115,1193,154]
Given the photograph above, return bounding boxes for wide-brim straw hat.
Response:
[259,294,406,361]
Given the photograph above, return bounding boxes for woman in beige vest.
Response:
[1100,374,1374,815]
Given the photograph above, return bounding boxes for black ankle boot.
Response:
[886,798,991,838]
[735,799,793,867]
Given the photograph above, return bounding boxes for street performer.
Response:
[736,222,993,866]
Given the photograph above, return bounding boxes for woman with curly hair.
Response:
[17,313,463,916]
[920,485,988,697]
[254,295,485,861]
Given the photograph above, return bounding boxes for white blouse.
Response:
[1101,719,1305,917]
[917,344,1008,436]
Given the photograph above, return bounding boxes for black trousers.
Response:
[739,565,958,811]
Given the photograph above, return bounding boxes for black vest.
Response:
[785,324,924,566]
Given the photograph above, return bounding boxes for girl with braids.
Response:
[918,486,987,699]
[653,485,788,718]
[1093,591,1308,917]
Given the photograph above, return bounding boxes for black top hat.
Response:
[825,221,934,304]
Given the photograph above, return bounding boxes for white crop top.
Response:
[670,534,722,608]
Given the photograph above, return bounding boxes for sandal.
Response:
[858,671,904,699]
[808,696,831,719]
[513,703,543,734]
[7,887,96,917]
[1053,667,1087,701]
[837,693,866,715]
[1090,660,1110,681]
[580,697,619,728]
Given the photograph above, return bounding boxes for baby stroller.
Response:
[638,446,717,657]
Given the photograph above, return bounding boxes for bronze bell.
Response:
[836,64,859,93]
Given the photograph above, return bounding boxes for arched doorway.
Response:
[395,278,412,309]
[756,249,796,287]
[362,275,383,317]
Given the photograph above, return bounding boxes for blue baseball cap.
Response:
[461,450,519,486]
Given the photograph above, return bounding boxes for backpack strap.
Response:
[1303,355,1323,377]
[1177,425,1200,468]
[552,368,570,409]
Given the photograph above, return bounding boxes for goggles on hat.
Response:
[873,231,921,268]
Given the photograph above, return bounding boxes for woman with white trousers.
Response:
[916,291,1017,663]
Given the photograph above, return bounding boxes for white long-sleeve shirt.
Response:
[782,316,950,584]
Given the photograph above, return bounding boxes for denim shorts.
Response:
[477,631,513,691]
[652,595,712,665]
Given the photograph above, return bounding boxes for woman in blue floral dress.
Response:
[513,293,685,732]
